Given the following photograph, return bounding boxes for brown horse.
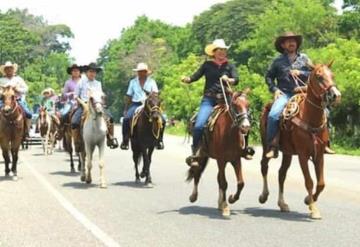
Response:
[0,86,25,180]
[38,106,58,155]
[258,62,341,219]
[186,90,251,217]
[130,92,164,187]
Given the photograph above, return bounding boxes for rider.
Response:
[181,39,254,166]
[71,62,118,149]
[120,62,165,150]
[265,32,311,159]
[35,88,60,132]
[0,61,32,138]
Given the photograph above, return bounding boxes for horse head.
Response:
[145,92,162,122]
[230,88,251,134]
[0,86,17,115]
[88,90,104,117]
[308,61,341,107]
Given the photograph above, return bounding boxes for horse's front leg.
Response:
[312,153,325,202]
[145,147,155,186]
[278,154,292,212]
[217,159,230,217]
[10,147,19,181]
[85,145,94,184]
[98,141,107,189]
[299,155,321,219]
[259,152,270,204]
[1,145,11,176]
[228,159,244,204]
[79,151,86,182]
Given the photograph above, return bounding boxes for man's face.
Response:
[86,69,97,80]
[281,38,298,53]
[4,67,15,77]
[137,70,147,79]
[71,69,81,78]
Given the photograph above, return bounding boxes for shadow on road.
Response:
[50,171,79,177]
[240,207,312,222]
[62,182,97,189]
[112,181,154,189]
[158,206,234,220]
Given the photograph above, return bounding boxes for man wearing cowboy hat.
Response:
[71,62,118,149]
[264,32,312,159]
[120,62,165,150]
[35,88,60,133]
[0,61,33,137]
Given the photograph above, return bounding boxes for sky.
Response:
[0,0,226,64]
[0,0,343,64]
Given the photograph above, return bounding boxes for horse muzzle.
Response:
[326,86,341,106]
[239,118,251,134]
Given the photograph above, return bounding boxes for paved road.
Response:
[0,128,359,247]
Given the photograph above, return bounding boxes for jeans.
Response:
[60,102,72,117]
[122,102,143,138]
[266,92,293,145]
[193,96,216,149]
[71,107,83,129]
[0,99,32,119]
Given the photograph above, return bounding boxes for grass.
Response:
[331,144,360,156]
[165,121,187,136]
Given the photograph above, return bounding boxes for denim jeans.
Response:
[193,96,217,149]
[122,102,142,137]
[60,102,73,117]
[266,92,293,145]
[0,99,32,119]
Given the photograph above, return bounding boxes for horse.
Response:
[0,86,25,180]
[258,62,341,219]
[186,89,251,217]
[38,106,57,155]
[77,92,107,188]
[130,92,164,187]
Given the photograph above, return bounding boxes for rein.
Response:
[143,98,163,139]
[1,100,22,127]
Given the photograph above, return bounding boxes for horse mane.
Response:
[76,98,90,121]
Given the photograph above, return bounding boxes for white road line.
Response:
[24,161,120,247]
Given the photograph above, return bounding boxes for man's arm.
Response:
[265,61,279,94]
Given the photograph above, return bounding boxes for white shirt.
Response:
[126,76,159,103]
[75,77,103,102]
[0,75,28,99]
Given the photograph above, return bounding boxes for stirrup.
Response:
[266,148,278,159]
[120,141,129,150]
[185,155,199,167]
[156,141,164,150]
[107,138,119,149]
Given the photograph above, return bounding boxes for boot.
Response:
[106,121,119,149]
[265,133,280,159]
[185,145,200,167]
[120,137,129,150]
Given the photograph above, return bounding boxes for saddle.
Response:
[130,105,144,136]
[189,104,226,133]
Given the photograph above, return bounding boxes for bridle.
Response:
[143,94,163,139]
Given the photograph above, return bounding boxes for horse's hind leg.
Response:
[132,149,141,183]
[2,147,10,176]
[228,160,244,204]
[312,153,325,202]
[145,147,155,186]
[98,141,107,189]
[278,154,292,212]
[188,156,208,203]
[11,147,19,180]
[217,160,230,217]
[259,153,270,204]
[85,145,95,184]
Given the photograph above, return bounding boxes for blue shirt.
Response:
[265,53,311,93]
[75,77,103,102]
[126,76,159,103]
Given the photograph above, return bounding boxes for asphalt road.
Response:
[0,128,359,247]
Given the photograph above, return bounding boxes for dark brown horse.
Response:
[0,86,25,180]
[130,92,164,187]
[186,90,251,217]
[258,62,341,219]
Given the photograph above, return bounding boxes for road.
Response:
[0,127,359,247]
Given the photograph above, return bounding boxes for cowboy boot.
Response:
[185,145,200,167]
[106,121,119,149]
[120,135,129,150]
[266,132,280,159]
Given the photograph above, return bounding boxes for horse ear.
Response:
[327,59,335,68]
[243,87,251,95]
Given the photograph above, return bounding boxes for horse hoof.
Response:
[228,195,237,204]
[100,183,107,189]
[259,194,269,204]
[145,182,153,188]
[12,176,18,181]
[70,167,76,173]
[222,207,231,218]
[135,178,141,184]
[5,173,10,177]
[310,210,322,220]
[304,195,311,205]
[278,203,290,212]
[140,172,146,178]
[86,179,92,184]
[189,194,198,203]
[80,175,86,182]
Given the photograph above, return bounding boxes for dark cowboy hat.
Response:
[275,32,303,53]
[66,64,83,74]
[82,62,102,73]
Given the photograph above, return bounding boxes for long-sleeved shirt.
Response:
[63,78,80,101]
[0,75,28,99]
[265,53,311,94]
[74,77,103,102]
[189,60,239,95]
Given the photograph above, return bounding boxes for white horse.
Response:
[77,91,107,188]
[38,107,57,155]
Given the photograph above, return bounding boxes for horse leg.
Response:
[188,156,208,203]
[68,140,75,173]
[98,141,107,188]
[80,151,86,182]
[217,160,230,217]
[298,155,321,219]
[259,154,270,204]
[132,148,141,183]
[85,145,94,184]
[140,147,148,178]
[2,147,11,176]
[277,154,292,212]
[228,160,244,204]
[10,147,19,181]
[145,147,155,186]
[312,153,325,202]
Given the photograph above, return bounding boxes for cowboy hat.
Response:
[82,62,102,73]
[275,31,303,53]
[41,88,55,96]
[205,39,231,56]
[67,64,83,74]
[133,62,151,72]
[0,61,18,75]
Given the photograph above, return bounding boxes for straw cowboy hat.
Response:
[0,61,18,75]
[82,62,102,73]
[67,64,83,74]
[133,63,152,74]
[41,88,55,96]
[275,31,303,53]
[205,39,231,56]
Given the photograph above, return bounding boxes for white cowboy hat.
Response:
[205,39,231,56]
[0,61,18,75]
[133,62,151,72]
[41,88,55,96]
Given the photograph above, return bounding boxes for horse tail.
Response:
[186,156,209,183]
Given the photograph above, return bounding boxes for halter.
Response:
[144,95,163,139]
[1,99,22,127]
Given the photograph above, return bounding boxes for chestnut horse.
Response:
[258,62,341,219]
[186,90,251,217]
[130,92,164,187]
[0,86,25,180]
